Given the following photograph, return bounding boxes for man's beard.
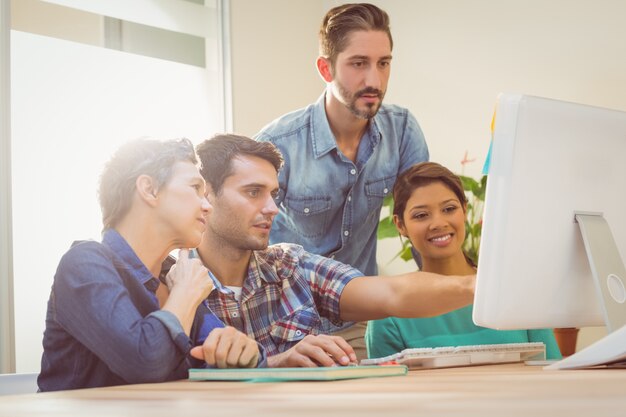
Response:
[337,83,385,120]
[207,218,271,252]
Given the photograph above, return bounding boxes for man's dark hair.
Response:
[196,134,284,195]
[319,3,393,66]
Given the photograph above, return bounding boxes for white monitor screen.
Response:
[473,93,626,329]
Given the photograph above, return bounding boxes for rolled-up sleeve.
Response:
[149,310,191,354]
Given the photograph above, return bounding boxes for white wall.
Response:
[229,0,626,349]
[374,0,626,177]
[232,0,626,176]
[229,0,327,136]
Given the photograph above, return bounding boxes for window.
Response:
[1,0,231,372]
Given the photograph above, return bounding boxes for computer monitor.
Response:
[473,93,626,332]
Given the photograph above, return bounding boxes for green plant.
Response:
[458,175,487,265]
[377,175,487,265]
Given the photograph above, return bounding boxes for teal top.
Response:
[366,305,562,360]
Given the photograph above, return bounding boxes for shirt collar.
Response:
[368,114,383,146]
[249,250,282,285]
[189,248,223,293]
[102,229,155,287]
[188,249,271,298]
[310,92,339,159]
[310,92,382,159]
[189,248,282,297]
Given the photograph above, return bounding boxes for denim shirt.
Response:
[38,230,227,392]
[255,93,429,275]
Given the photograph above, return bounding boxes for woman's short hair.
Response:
[99,138,197,231]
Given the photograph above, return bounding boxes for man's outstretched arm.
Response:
[338,272,475,322]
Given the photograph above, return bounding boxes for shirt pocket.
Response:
[269,306,320,352]
[282,196,331,238]
[364,176,394,214]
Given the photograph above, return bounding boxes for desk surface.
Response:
[1,363,625,417]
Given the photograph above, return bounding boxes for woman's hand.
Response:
[162,249,213,334]
[165,249,213,303]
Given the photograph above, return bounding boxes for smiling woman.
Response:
[365,162,562,360]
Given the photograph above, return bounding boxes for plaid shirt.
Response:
[200,243,362,356]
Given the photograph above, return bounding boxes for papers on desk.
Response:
[188,365,407,382]
[546,324,626,370]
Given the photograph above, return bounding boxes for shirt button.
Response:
[295,330,302,336]
[350,169,356,175]
[347,196,352,202]
[232,312,239,318]
[344,230,349,236]
[383,188,388,194]
[303,207,310,214]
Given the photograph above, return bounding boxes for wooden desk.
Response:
[1,363,625,417]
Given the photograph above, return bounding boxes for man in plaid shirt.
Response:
[192,134,475,367]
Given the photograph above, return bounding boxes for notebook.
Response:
[188,364,407,382]
[361,342,546,369]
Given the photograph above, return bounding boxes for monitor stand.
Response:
[575,213,626,333]
[544,214,626,369]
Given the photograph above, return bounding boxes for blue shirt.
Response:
[255,93,429,275]
[38,230,227,392]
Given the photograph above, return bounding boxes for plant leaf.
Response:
[377,218,399,239]
[475,175,488,200]
[399,245,414,261]
[381,194,394,209]
[459,175,478,192]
